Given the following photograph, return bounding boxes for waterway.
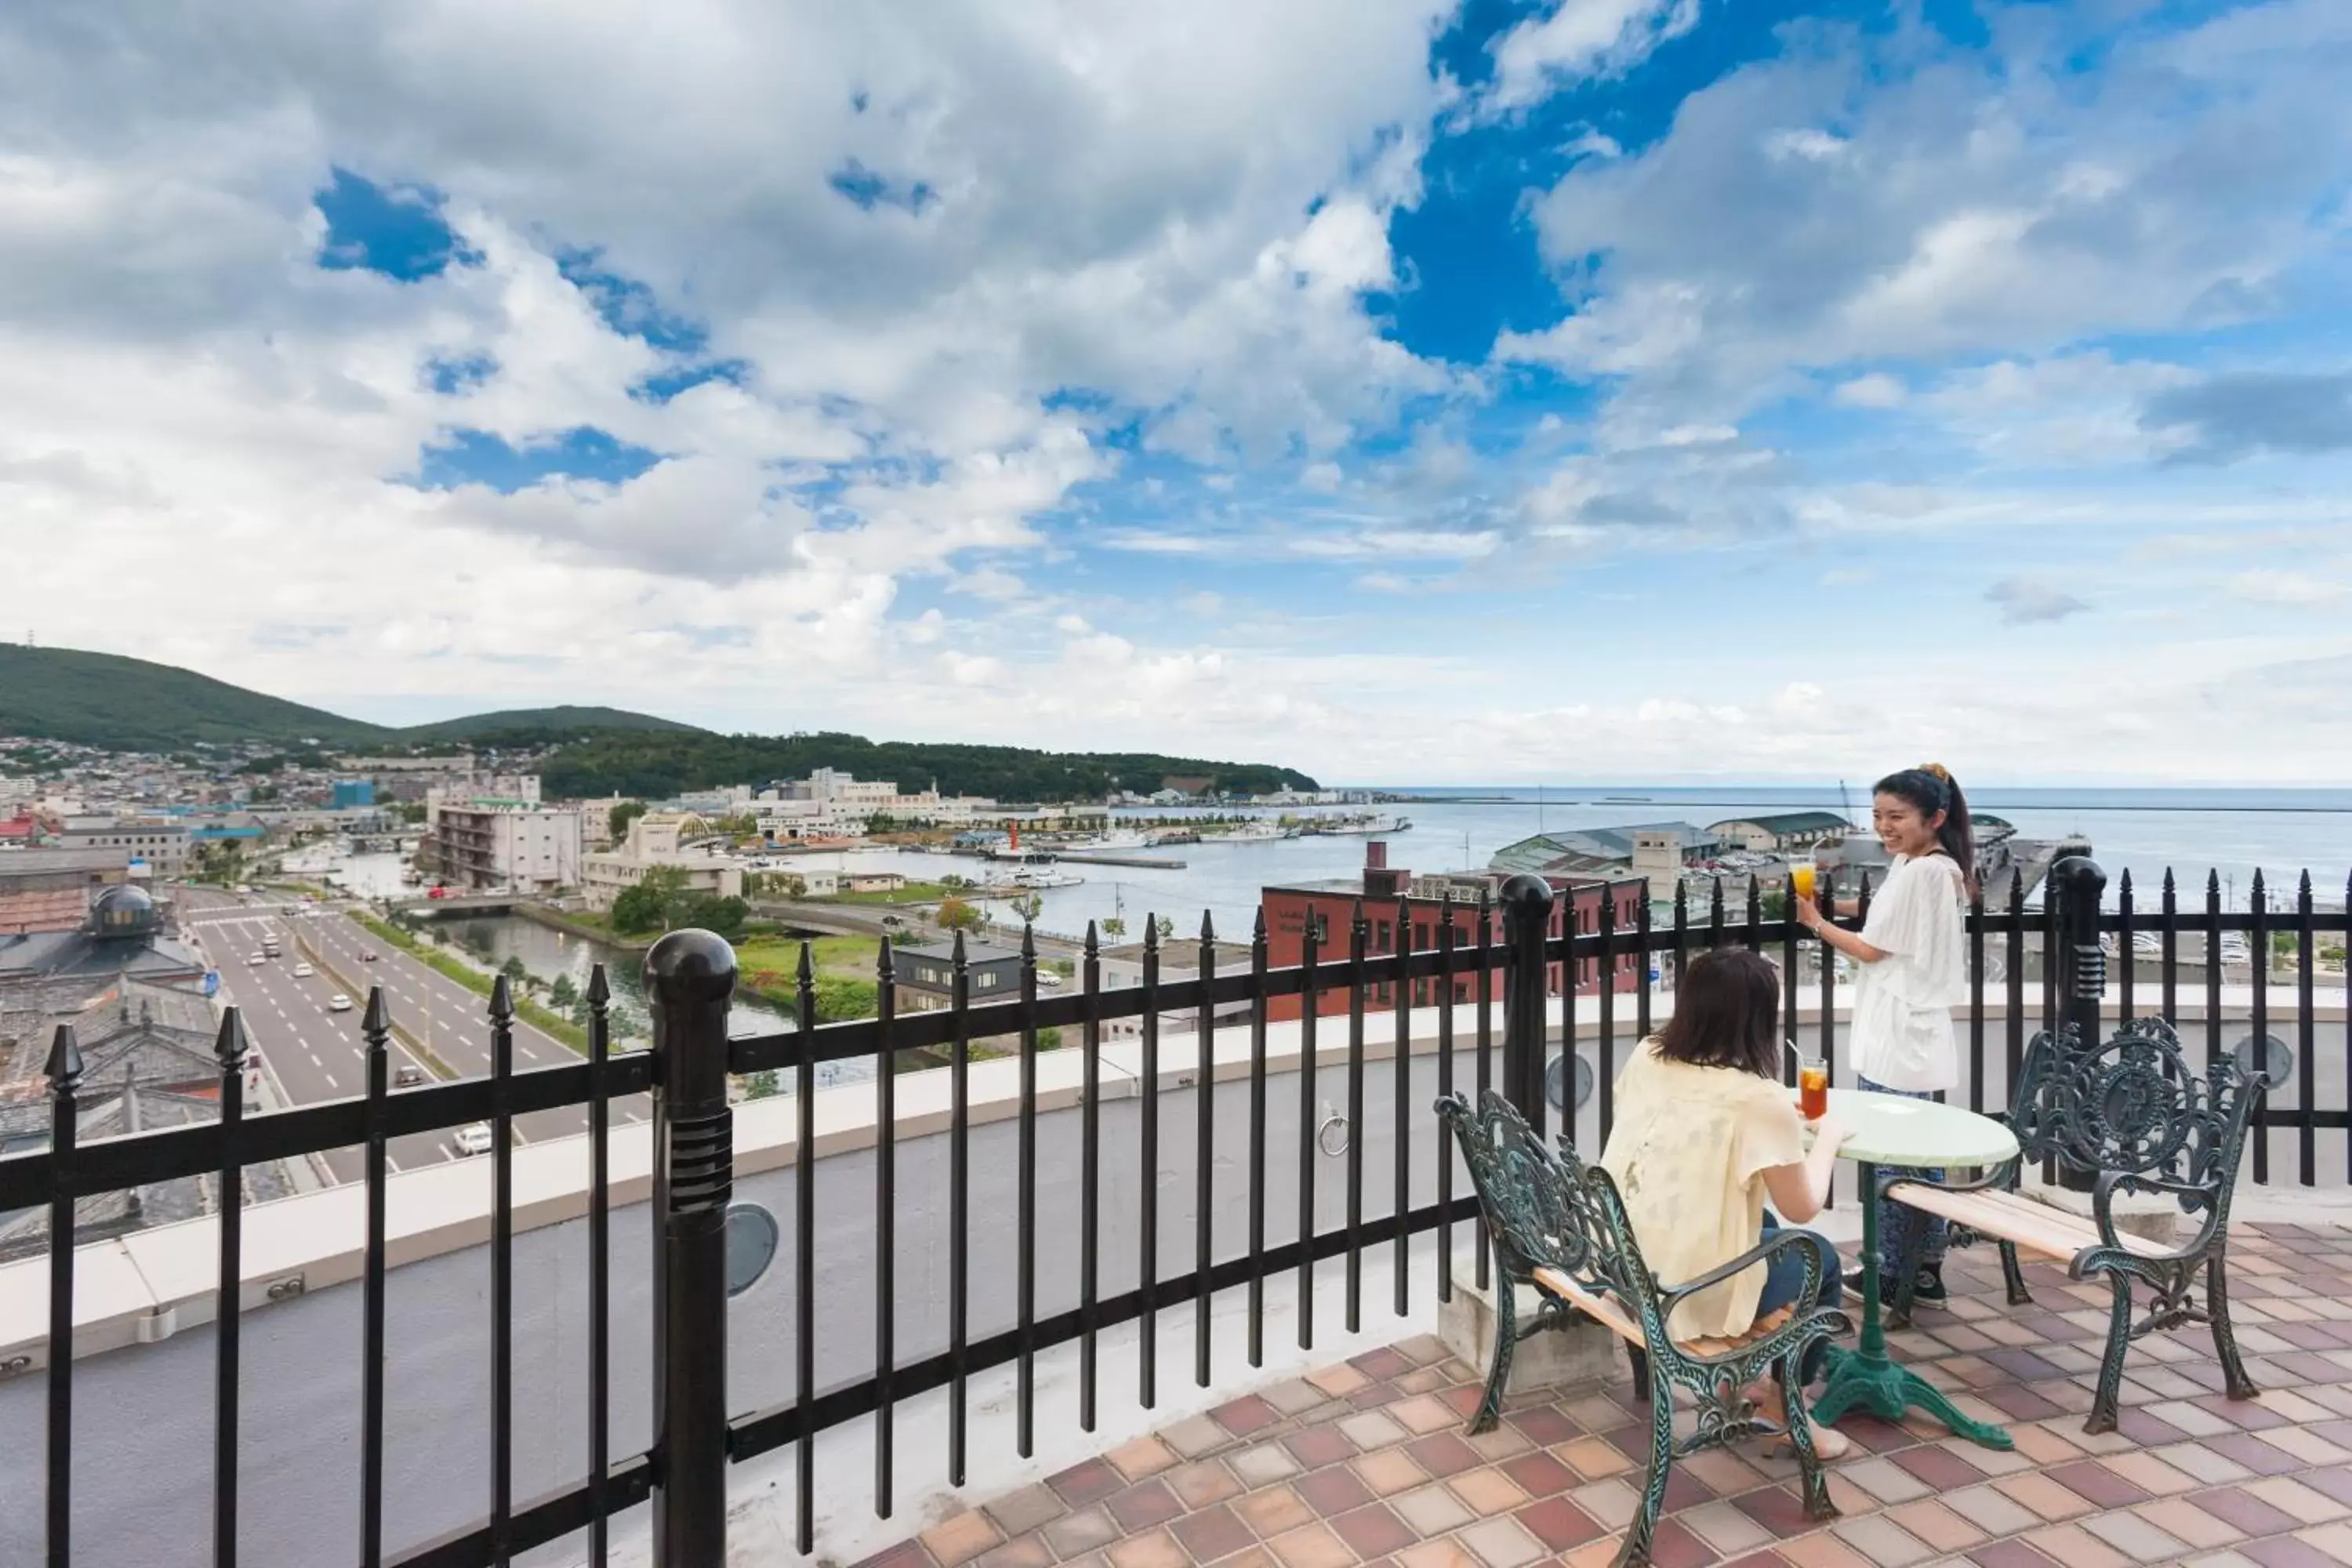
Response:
[303,786,2350,1029]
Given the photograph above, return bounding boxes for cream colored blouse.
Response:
[1599,1040,1805,1339]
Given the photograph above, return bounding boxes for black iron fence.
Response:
[0,858,2346,1565]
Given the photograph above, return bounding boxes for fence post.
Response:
[2052,855,2107,1193]
[645,928,738,1566]
[1500,873,1555,1140]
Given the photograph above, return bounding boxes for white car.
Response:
[246,953,267,966]
[327,993,354,1012]
[453,1123,495,1157]
[292,962,314,978]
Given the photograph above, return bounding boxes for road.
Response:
[178,888,647,1184]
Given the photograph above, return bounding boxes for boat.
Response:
[1204,820,1294,844]
[1297,813,1412,837]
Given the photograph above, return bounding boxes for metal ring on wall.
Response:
[1316,1105,1350,1157]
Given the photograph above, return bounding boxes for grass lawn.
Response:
[829,882,952,906]
[734,933,881,987]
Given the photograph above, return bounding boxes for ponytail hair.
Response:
[1875,764,1976,898]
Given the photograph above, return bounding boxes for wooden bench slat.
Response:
[1532,1265,1797,1358]
[1886,1182,2177,1262]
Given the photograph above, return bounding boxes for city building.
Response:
[1486,822,1726,877]
[430,802,583,894]
[330,779,377,810]
[0,884,206,990]
[53,817,190,877]
[759,769,1000,829]
[1260,841,1646,1022]
[580,815,743,909]
[1099,938,1258,1040]
[1705,811,1851,853]
[0,848,131,935]
[890,939,1024,1009]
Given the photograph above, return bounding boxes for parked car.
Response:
[292,962,314,978]
[453,1123,495,1156]
[327,993,354,1012]
[426,886,449,900]
[394,1063,426,1088]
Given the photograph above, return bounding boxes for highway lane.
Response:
[294,903,651,1140]
[183,906,460,1180]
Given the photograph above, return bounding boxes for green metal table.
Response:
[1806,1087,2019,1450]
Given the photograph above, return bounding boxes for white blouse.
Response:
[1850,852,1967,1093]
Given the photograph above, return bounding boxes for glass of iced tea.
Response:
[1790,862,1817,903]
[1797,1053,1830,1120]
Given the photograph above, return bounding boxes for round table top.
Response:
[1808,1087,2019,1167]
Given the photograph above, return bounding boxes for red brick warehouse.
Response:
[1258,840,1646,1023]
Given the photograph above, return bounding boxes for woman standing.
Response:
[1795,765,1973,1305]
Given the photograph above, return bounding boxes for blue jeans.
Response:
[1755,1214,1842,1386]
[1859,1075,1947,1275]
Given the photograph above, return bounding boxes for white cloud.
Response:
[1499,2,2352,423]
[1985,576,2092,626]
[1486,0,1700,112]
[0,0,1458,710]
[1833,372,1906,409]
[2229,570,2347,607]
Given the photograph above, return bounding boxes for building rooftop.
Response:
[1706,810,1851,835]
[1487,823,1723,874]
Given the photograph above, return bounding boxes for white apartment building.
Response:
[433,804,583,894]
[580,815,744,909]
[762,769,996,827]
[55,818,190,877]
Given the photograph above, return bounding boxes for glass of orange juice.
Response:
[1797,1052,1829,1120]
[1790,862,1817,903]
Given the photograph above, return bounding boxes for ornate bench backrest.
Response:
[1436,1090,1664,1326]
[2009,1016,2263,1204]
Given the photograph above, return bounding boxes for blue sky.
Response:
[3,2,2349,782]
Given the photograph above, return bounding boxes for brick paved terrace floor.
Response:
[853,1222,2352,1568]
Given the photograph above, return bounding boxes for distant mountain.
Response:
[0,644,699,753]
[0,644,1316,799]
[0,644,383,750]
[391,706,703,746]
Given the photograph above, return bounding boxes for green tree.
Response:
[499,956,530,988]
[742,1069,782,1101]
[1010,891,1045,923]
[1101,916,1127,940]
[1037,1025,1064,1051]
[681,892,750,941]
[549,974,579,1011]
[608,799,648,841]
[610,883,666,934]
[1155,914,1176,941]
[936,895,985,933]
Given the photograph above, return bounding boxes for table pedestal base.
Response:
[1813,1345,2014,1450]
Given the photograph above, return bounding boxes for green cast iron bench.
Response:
[1439,1090,1850,1568]
[1883,1016,2266,1434]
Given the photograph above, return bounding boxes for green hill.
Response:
[0,644,1318,797]
[393,706,703,746]
[0,644,696,752]
[0,644,383,750]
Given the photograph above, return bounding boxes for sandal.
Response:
[1751,1383,1852,1460]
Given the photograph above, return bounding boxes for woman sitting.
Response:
[1600,948,1854,1457]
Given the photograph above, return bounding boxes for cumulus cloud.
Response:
[0,0,1457,713]
[1486,0,1700,111]
[1498,2,2352,425]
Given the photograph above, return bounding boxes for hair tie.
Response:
[1918,761,1953,784]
